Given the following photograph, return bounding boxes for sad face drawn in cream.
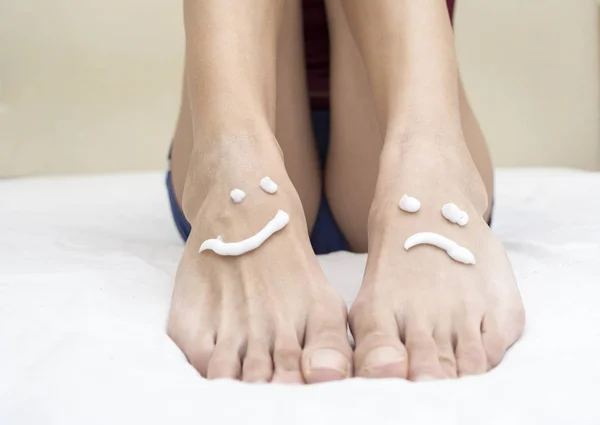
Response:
[399,194,476,265]
[199,177,289,256]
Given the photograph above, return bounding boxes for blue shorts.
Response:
[166,110,350,255]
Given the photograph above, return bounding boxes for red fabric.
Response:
[303,0,456,109]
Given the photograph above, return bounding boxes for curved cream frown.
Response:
[199,210,289,256]
[442,203,468,226]
[260,177,278,194]
[399,194,421,213]
[404,232,475,265]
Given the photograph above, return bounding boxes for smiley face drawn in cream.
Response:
[399,197,475,265]
[200,177,288,256]
[199,210,289,256]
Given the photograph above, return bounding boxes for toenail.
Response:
[364,347,405,369]
[310,349,349,374]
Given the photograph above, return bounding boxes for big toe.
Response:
[351,306,407,379]
[302,306,352,383]
[357,345,408,379]
[304,348,351,383]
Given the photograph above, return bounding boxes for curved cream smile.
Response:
[199,210,290,256]
[404,232,475,265]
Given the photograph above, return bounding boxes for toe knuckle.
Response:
[438,350,457,368]
[276,346,302,361]
[243,355,270,371]
[274,345,302,370]
[406,334,436,351]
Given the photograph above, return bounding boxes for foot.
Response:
[350,137,525,380]
[167,134,352,384]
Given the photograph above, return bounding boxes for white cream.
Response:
[399,194,421,213]
[404,232,475,265]
[441,203,468,226]
[230,189,246,204]
[199,210,289,256]
[259,177,278,194]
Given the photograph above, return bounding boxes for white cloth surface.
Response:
[1,169,599,425]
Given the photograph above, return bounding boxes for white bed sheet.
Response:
[1,169,599,425]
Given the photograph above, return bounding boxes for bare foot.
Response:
[350,138,525,380]
[167,135,352,383]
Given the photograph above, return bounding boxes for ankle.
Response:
[376,132,488,216]
[193,113,275,146]
[181,131,285,221]
[385,104,463,141]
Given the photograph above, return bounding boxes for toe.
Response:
[302,310,352,383]
[351,306,407,379]
[272,335,304,384]
[481,314,507,370]
[242,339,274,383]
[182,334,215,378]
[357,344,408,379]
[207,337,243,379]
[455,317,487,377]
[405,326,446,381]
[433,325,457,379]
[304,348,350,383]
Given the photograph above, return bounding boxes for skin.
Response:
[167,0,525,383]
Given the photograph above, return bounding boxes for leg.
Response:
[171,2,321,224]
[326,0,524,379]
[325,1,493,253]
[168,0,352,384]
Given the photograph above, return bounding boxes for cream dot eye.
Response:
[399,194,421,213]
[260,176,278,194]
[230,188,246,203]
[441,203,468,226]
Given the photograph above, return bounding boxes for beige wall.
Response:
[455,0,600,170]
[0,0,598,177]
[0,0,185,177]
